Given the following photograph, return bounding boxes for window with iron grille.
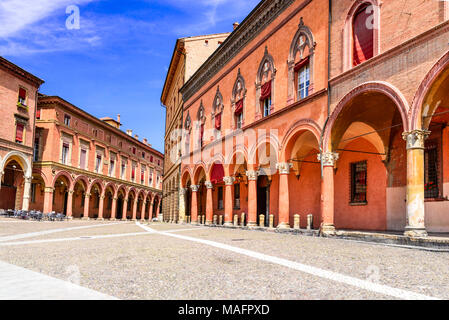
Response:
[351,161,367,204]
[425,142,440,199]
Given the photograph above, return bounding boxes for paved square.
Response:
[0,218,447,300]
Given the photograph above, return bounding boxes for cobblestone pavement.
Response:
[0,218,447,300]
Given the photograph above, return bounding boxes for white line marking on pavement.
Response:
[135,222,439,300]
[0,222,124,242]
[0,260,118,300]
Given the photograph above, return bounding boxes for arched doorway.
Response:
[0,160,25,210]
[53,175,71,215]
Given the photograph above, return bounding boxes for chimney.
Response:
[233,22,239,30]
[117,114,121,123]
[126,129,133,136]
[143,138,148,145]
[134,134,139,140]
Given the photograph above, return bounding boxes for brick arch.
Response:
[127,187,137,199]
[32,168,51,188]
[87,179,103,194]
[181,166,193,188]
[72,175,89,192]
[103,182,116,197]
[248,131,280,168]
[193,162,208,184]
[52,170,74,189]
[0,151,32,178]
[322,81,410,152]
[410,50,449,130]
[226,145,249,176]
[116,185,127,198]
[280,119,322,162]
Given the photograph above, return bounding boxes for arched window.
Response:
[212,87,224,139]
[288,17,316,104]
[343,1,380,71]
[231,68,247,130]
[196,102,206,149]
[184,112,191,155]
[256,46,276,120]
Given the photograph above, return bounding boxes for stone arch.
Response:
[72,175,89,192]
[193,163,208,184]
[181,167,193,188]
[248,131,280,171]
[103,182,116,197]
[51,170,74,189]
[87,179,103,194]
[410,50,449,130]
[280,119,322,162]
[323,81,410,152]
[0,151,32,178]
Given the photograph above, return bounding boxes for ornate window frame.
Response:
[231,68,247,130]
[287,17,316,104]
[343,0,381,72]
[196,101,206,149]
[255,46,276,120]
[211,86,224,139]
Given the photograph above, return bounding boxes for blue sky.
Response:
[0,0,260,152]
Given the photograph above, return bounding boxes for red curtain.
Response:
[16,123,24,142]
[19,88,26,99]
[215,113,221,130]
[200,124,204,144]
[260,81,271,101]
[353,5,374,66]
[235,99,243,115]
[210,164,224,184]
[294,56,309,72]
[36,109,41,119]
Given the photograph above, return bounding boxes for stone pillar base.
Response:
[110,218,116,221]
[121,218,128,222]
[97,218,105,221]
[247,222,257,227]
[224,222,233,227]
[277,222,290,230]
[320,224,336,236]
[404,227,428,238]
[82,217,90,221]
[205,220,213,226]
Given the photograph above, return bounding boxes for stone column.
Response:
[318,152,339,235]
[22,176,32,211]
[205,181,213,225]
[111,197,117,220]
[190,185,199,224]
[66,190,74,218]
[83,193,91,220]
[223,176,235,226]
[132,198,138,221]
[277,162,292,229]
[141,200,147,221]
[43,187,54,214]
[149,201,154,220]
[122,199,128,220]
[98,195,105,220]
[246,170,258,227]
[178,188,187,224]
[403,130,430,237]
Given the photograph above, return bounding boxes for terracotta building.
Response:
[161,33,230,223]
[178,0,449,237]
[30,95,163,220]
[0,57,44,211]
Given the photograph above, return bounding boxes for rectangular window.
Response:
[425,142,440,199]
[95,154,102,173]
[109,158,115,176]
[218,187,224,210]
[149,169,153,185]
[131,164,136,181]
[36,109,41,119]
[121,159,127,179]
[34,137,40,161]
[150,156,153,162]
[141,168,145,184]
[15,123,24,143]
[263,97,271,117]
[64,115,71,126]
[298,65,310,100]
[351,161,367,204]
[234,183,240,209]
[132,147,136,155]
[62,143,70,164]
[142,152,145,159]
[18,88,26,105]
[80,149,87,169]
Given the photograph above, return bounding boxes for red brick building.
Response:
[30,95,163,220]
[0,57,44,211]
[178,0,449,237]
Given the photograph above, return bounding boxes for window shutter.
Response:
[16,123,24,142]
[235,99,244,115]
[260,81,272,101]
[294,56,310,72]
[353,5,374,66]
[36,109,41,119]
[19,88,26,99]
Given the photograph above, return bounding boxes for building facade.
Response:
[29,95,163,220]
[161,33,230,223]
[0,57,44,211]
[178,0,449,237]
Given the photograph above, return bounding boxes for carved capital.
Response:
[190,185,199,192]
[205,181,213,189]
[44,187,54,193]
[246,170,258,181]
[179,188,187,196]
[402,130,431,150]
[318,152,339,167]
[85,193,91,198]
[223,176,235,186]
[24,176,33,184]
[276,162,293,175]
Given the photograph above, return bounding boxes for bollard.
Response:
[234,214,239,227]
[202,215,206,225]
[269,214,274,228]
[219,215,223,225]
[213,215,218,225]
[294,214,300,229]
[259,215,265,227]
[241,213,246,227]
[307,214,313,230]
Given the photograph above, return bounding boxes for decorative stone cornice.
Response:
[402,130,431,150]
[205,181,213,189]
[318,152,339,167]
[190,185,199,192]
[181,0,298,102]
[223,176,235,186]
[276,162,293,175]
[246,170,258,181]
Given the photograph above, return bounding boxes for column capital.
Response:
[113,197,118,201]
[44,187,55,193]
[190,185,199,192]
[24,176,33,183]
[276,162,293,175]
[402,130,431,150]
[205,181,213,189]
[85,193,91,198]
[223,176,235,186]
[179,188,187,195]
[318,152,339,167]
[246,170,258,181]
[100,196,105,200]
[68,190,74,195]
